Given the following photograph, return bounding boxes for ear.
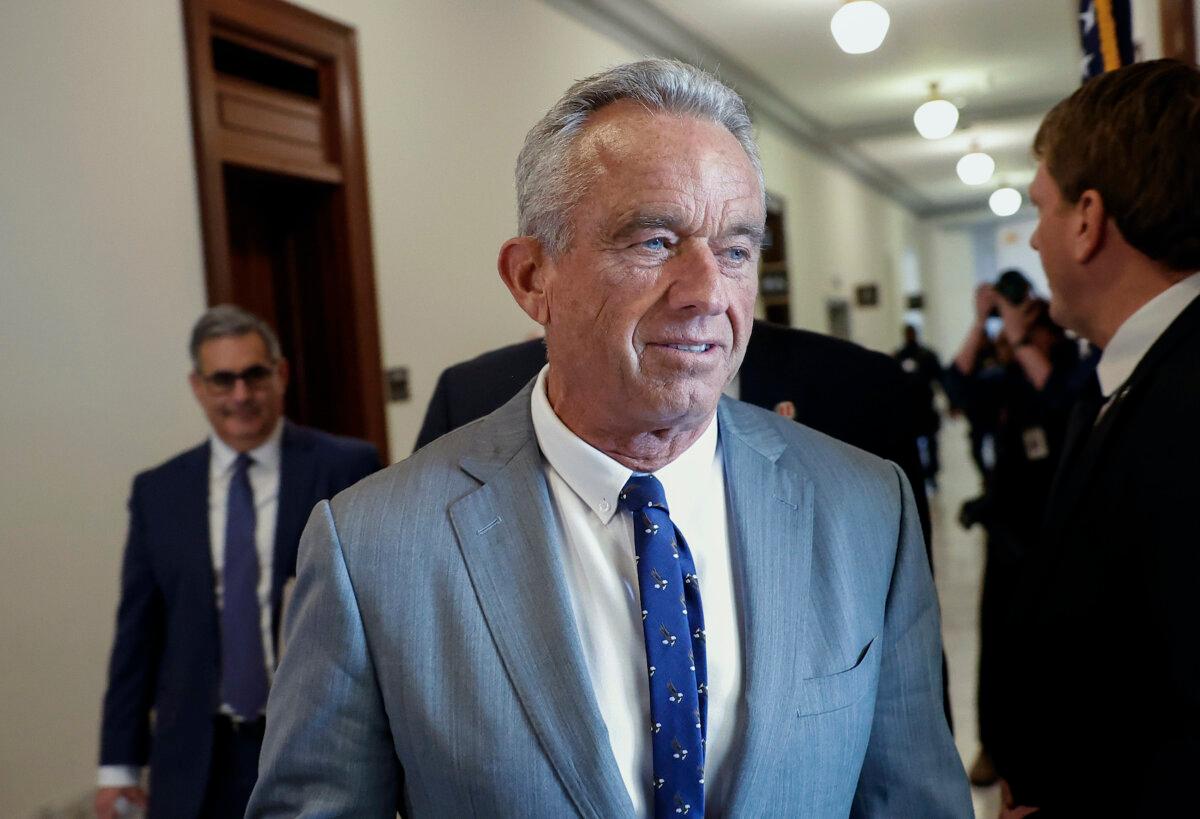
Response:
[188,370,205,403]
[498,237,552,326]
[1073,189,1107,264]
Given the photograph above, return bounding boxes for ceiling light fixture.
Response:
[957,145,995,185]
[989,186,1022,216]
[912,83,959,140]
[830,1,891,55]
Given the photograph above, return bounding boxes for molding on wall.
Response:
[542,0,939,215]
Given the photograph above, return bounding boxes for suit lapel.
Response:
[717,400,814,814]
[449,389,633,819]
[175,441,221,707]
[177,441,214,595]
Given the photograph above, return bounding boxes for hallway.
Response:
[932,415,1001,817]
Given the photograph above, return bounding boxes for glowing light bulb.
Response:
[831,1,891,55]
[989,187,1022,216]
[957,151,996,185]
[913,98,959,139]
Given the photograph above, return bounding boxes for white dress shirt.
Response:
[530,366,743,817]
[1097,271,1200,398]
[98,420,283,788]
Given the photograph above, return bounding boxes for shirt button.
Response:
[599,500,611,512]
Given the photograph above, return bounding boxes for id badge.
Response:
[1022,426,1049,461]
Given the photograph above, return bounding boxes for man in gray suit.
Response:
[249,59,969,817]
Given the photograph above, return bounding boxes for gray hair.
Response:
[515,58,764,257]
[189,304,282,369]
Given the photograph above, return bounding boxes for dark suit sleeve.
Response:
[873,362,933,551]
[99,476,165,766]
[1137,399,1200,807]
[414,371,452,453]
[354,443,384,477]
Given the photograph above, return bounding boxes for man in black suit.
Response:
[996,60,1200,816]
[96,305,380,819]
[417,318,932,556]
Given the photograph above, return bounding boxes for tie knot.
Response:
[234,452,254,472]
[618,473,669,514]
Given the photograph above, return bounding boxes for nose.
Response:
[230,377,252,402]
[1029,229,1039,251]
[666,240,727,316]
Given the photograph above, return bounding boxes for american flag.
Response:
[1078,0,1135,82]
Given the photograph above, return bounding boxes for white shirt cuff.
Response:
[97,765,141,788]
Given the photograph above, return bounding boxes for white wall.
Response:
[1132,0,1163,60]
[756,127,916,353]
[920,225,978,361]
[0,3,208,814]
[0,0,930,812]
[994,217,1049,297]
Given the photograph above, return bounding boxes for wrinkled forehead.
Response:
[583,102,758,178]
[569,104,764,222]
[197,332,273,369]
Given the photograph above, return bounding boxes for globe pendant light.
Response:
[957,145,995,186]
[989,186,1022,216]
[831,1,891,54]
[913,82,959,140]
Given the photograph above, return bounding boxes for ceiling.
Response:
[550,0,1084,219]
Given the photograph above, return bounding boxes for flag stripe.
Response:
[1096,0,1122,72]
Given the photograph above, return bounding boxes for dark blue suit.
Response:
[99,421,380,818]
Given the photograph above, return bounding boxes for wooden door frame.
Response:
[182,0,388,460]
[1160,0,1197,64]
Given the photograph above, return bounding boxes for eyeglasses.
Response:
[198,364,276,394]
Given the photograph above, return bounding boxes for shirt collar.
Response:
[1097,272,1200,397]
[209,417,285,475]
[529,366,720,525]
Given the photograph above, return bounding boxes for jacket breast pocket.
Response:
[795,637,876,716]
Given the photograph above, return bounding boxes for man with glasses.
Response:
[95,305,380,819]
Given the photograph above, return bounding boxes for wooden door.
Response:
[183,0,388,460]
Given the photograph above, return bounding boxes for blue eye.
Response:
[642,237,667,251]
[727,246,750,262]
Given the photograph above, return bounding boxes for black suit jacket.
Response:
[997,295,1200,815]
[99,421,380,819]
[415,320,930,544]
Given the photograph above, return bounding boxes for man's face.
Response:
[540,102,764,434]
[188,333,288,452]
[1029,161,1084,333]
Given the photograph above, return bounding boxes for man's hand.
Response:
[998,778,1039,818]
[974,283,996,324]
[94,786,147,819]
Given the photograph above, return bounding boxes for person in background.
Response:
[248,59,969,817]
[996,59,1200,816]
[894,323,944,490]
[96,305,380,819]
[946,276,1085,790]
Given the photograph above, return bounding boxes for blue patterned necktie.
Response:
[619,474,707,818]
[221,452,268,720]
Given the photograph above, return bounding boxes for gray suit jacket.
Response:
[248,385,970,817]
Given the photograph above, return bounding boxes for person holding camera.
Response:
[946,270,1091,788]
